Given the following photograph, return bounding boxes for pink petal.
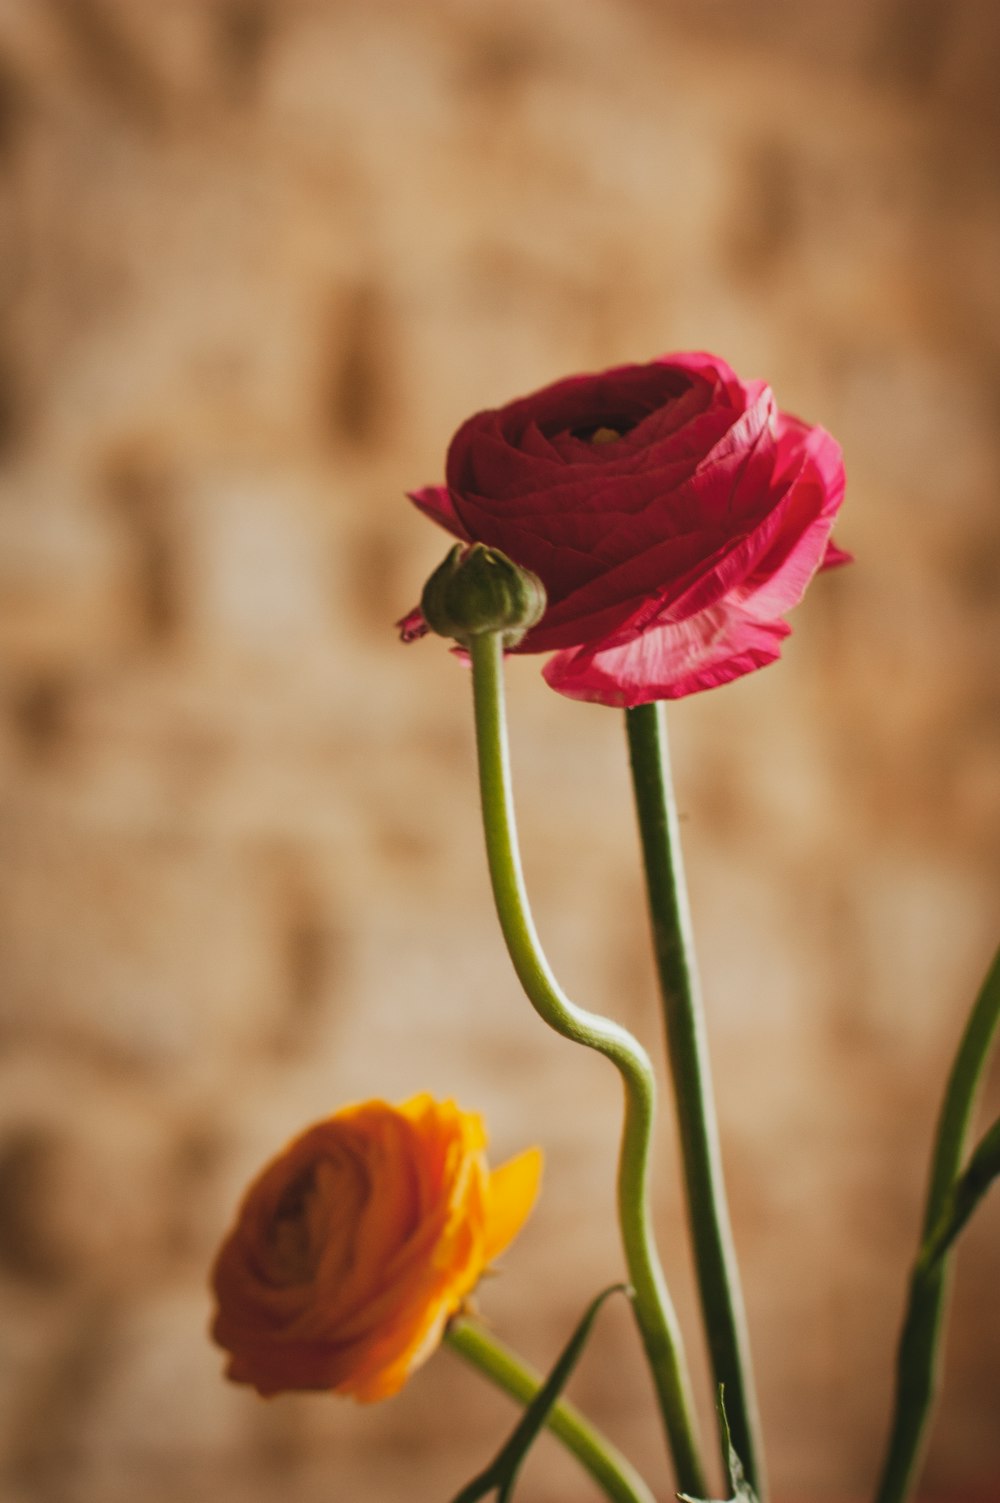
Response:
[820,539,853,569]
[774,413,845,500]
[730,428,846,617]
[518,529,748,652]
[542,606,791,707]
[397,607,430,643]
[406,486,471,542]
[731,490,835,619]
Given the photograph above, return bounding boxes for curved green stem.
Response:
[874,946,1000,1503]
[446,1317,657,1503]
[625,703,764,1500]
[469,632,707,1498]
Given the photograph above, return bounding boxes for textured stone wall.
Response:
[0,2,998,1501]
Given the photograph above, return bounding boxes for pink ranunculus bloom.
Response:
[399,353,849,708]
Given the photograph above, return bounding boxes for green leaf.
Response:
[921,1113,1000,1271]
[922,946,1000,1235]
[678,1388,759,1503]
[871,946,1000,1503]
[448,1284,628,1503]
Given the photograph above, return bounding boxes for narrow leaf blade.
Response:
[923,1114,1000,1269]
[448,1284,627,1503]
[677,1388,759,1503]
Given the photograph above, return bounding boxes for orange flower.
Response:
[210,1094,542,1401]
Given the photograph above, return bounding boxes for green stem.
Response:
[625,702,764,1500]
[446,1317,658,1503]
[469,633,708,1499]
[873,946,1000,1503]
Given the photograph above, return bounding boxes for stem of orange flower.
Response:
[625,702,765,1500]
[446,1317,658,1503]
[468,631,708,1499]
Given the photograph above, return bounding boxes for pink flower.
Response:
[400,353,848,707]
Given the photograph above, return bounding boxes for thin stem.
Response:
[446,1317,658,1503]
[625,702,764,1500]
[873,946,1000,1503]
[469,633,708,1499]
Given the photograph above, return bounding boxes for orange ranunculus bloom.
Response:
[210,1094,542,1401]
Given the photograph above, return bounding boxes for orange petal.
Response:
[483,1147,543,1265]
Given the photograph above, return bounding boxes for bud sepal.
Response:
[420,544,546,649]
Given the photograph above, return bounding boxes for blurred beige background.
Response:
[0,2,998,1501]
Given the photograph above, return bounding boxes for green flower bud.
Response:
[420,543,547,649]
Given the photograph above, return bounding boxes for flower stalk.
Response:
[468,630,708,1498]
[625,701,765,1500]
